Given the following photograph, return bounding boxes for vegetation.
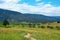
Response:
[0,8,60,40]
[0,21,60,29]
[0,27,60,40]
[40,26,45,28]
[0,21,60,40]
[57,21,60,23]
[3,19,9,27]
[47,26,53,29]
[56,26,60,30]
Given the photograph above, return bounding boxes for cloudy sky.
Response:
[0,0,60,16]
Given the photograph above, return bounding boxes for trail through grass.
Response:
[0,27,60,40]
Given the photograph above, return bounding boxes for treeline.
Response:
[1,19,60,30]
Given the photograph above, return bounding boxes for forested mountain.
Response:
[0,8,60,23]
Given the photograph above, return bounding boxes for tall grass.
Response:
[0,27,60,40]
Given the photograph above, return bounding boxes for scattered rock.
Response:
[31,37,36,40]
[24,33,37,40]
[24,33,31,39]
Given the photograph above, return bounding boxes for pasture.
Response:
[0,27,60,40]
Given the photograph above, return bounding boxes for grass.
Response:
[0,27,60,40]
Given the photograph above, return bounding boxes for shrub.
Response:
[56,26,60,30]
[47,26,53,29]
[32,24,36,28]
[21,24,25,27]
[40,26,45,28]
[3,19,9,28]
[28,23,32,28]
[57,21,60,23]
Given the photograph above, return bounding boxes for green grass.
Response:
[0,27,60,40]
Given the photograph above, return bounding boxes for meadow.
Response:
[0,27,60,40]
[0,22,60,40]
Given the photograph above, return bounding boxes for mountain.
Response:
[23,14,58,23]
[51,16,60,21]
[0,8,59,23]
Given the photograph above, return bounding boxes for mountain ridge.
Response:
[0,8,60,23]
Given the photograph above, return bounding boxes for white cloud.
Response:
[1,0,20,3]
[0,0,60,16]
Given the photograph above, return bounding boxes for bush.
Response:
[3,19,9,28]
[56,26,60,30]
[33,24,36,28]
[57,21,60,23]
[28,23,32,28]
[47,26,53,29]
[40,26,45,28]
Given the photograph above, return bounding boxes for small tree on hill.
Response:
[3,19,9,27]
[57,21,60,23]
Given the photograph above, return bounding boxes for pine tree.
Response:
[3,19,9,27]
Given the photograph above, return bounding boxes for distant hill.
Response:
[51,16,60,21]
[0,8,60,23]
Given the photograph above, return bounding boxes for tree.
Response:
[47,26,53,29]
[3,19,9,27]
[57,21,60,23]
[28,23,32,28]
[33,24,36,28]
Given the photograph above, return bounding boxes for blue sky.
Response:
[0,0,60,16]
[19,0,60,6]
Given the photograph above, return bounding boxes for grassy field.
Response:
[0,27,60,40]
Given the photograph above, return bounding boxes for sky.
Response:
[0,0,60,16]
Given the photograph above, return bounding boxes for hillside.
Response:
[0,8,59,23]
